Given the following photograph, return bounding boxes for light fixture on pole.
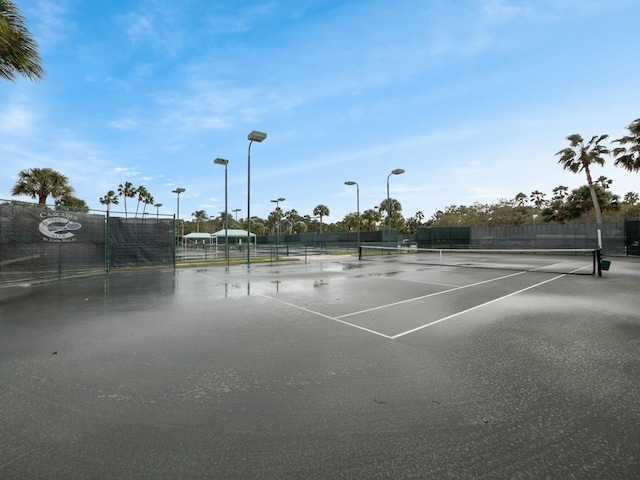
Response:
[247,130,267,266]
[154,203,162,219]
[344,181,360,247]
[387,169,404,245]
[232,208,241,221]
[270,197,285,260]
[214,158,229,266]
[172,188,185,244]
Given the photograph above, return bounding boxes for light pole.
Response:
[214,158,229,266]
[232,208,241,221]
[247,130,267,266]
[154,203,162,219]
[344,181,360,247]
[387,169,404,246]
[270,197,285,260]
[172,188,185,245]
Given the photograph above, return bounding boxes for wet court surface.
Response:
[2,256,640,479]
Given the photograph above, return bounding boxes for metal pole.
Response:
[387,173,391,246]
[247,141,252,266]
[246,131,267,267]
[224,164,228,266]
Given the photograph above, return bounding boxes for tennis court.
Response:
[1,253,639,479]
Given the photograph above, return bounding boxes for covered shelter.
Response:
[183,232,214,245]
[212,229,256,251]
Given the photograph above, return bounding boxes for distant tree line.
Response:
[7,117,640,235]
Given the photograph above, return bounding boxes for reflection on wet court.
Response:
[2,255,640,479]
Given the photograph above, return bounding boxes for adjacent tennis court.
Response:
[1,253,639,479]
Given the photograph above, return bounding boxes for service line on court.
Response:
[194,271,393,338]
[391,274,566,339]
[256,293,395,339]
[336,270,528,319]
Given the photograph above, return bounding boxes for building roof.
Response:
[212,229,256,237]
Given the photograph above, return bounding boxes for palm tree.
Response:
[0,1,45,82]
[284,209,299,234]
[117,182,136,218]
[191,210,209,232]
[11,167,73,205]
[142,190,154,217]
[552,186,569,200]
[343,213,358,233]
[133,185,148,218]
[55,194,89,213]
[596,176,613,190]
[378,198,402,225]
[612,118,640,172]
[514,193,527,207]
[313,204,330,234]
[360,208,381,231]
[623,192,639,206]
[556,134,610,226]
[529,190,546,210]
[99,190,120,213]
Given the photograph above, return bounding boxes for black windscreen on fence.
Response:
[108,217,175,269]
[0,203,175,284]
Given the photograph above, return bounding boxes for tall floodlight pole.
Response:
[214,158,229,266]
[232,208,241,221]
[270,197,285,260]
[154,203,162,219]
[387,169,404,246]
[247,130,267,266]
[172,188,185,244]
[344,181,360,247]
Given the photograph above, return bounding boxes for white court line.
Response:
[196,268,574,340]
[336,270,528,319]
[391,274,566,339]
[256,293,394,339]
[196,271,393,338]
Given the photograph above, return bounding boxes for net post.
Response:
[596,249,602,277]
[358,245,362,261]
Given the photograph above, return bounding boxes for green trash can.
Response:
[601,259,611,271]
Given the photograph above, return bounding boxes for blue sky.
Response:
[2,0,639,223]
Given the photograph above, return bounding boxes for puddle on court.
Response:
[340,263,364,270]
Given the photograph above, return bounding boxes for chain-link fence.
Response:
[0,202,175,284]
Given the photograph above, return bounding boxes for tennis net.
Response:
[358,245,599,275]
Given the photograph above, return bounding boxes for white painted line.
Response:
[258,293,394,339]
[336,270,528,319]
[391,274,566,339]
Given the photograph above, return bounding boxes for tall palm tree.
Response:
[0,0,45,82]
[99,190,120,213]
[284,209,299,234]
[612,118,640,173]
[360,208,381,231]
[134,185,148,218]
[378,198,402,224]
[191,210,208,232]
[529,190,546,210]
[141,190,154,218]
[117,182,136,218]
[514,193,527,207]
[623,192,639,206]
[11,167,72,205]
[552,186,569,200]
[556,134,609,226]
[313,204,329,234]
